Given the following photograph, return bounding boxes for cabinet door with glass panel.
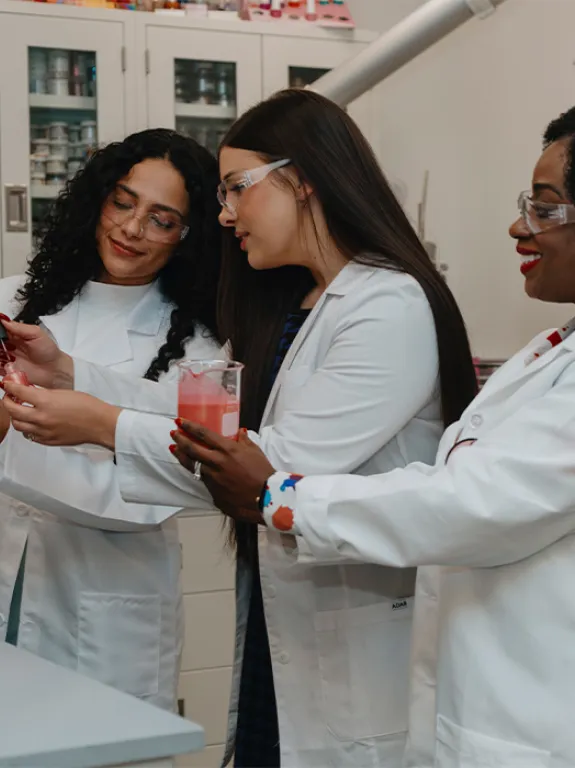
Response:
[262,33,374,144]
[0,5,128,277]
[145,23,262,158]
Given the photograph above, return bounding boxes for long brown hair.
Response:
[218,90,477,561]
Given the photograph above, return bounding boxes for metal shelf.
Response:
[31,184,64,199]
[175,103,236,120]
[29,94,96,111]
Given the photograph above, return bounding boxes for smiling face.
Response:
[96,157,189,286]
[509,138,575,303]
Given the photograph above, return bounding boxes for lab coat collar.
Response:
[324,260,376,296]
[40,281,170,367]
[125,281,170,337]
[472,323,575,412]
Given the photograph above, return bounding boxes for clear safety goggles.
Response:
[217,158,291,214]
[102,194,189,244]
[518,190,575,235]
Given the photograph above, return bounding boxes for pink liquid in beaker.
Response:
[178,370,239,438]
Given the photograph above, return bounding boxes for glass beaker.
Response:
[177,359,244,477]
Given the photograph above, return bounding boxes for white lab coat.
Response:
[73,262,443,767]
[0,275,218,710]
[284,324,575,768]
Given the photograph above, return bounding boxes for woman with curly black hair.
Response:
[0,128,222,710]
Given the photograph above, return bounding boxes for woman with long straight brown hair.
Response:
[2,90,477,767]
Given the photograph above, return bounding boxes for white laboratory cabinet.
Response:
[0,0,376,277]
[0,3,132,277]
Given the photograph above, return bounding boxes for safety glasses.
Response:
[217,159,291,214]
[517,190,575,234]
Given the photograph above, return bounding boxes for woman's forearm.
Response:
[53,352,75,390]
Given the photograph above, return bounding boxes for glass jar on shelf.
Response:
[46,156,68,179]
[175,60,192,104]
[196,62,215,105]
[69,53,86,97]
[31,155,47,186]
[80,121,98,145]
[49,140,69,162]
[48,122,68,141]
[68,142,85,161]
[31,124,49,141]
[29,48,48,95]
[46,173,67,188]
[215,63,233,107]
[31,137,50,157]
[68,124,81,144]
[47,49,70,97]
[88,54,97,98]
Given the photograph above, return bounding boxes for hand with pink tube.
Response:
[0,315,74,390]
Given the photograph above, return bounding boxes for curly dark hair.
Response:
[544,106,575,202]
[15,128,222,380]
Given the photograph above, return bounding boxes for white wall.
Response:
[347,0,428,33]
[347,0,575,359]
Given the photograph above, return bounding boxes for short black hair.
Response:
[543,107,575,201]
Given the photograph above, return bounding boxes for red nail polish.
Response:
[175,417,183,428]
[169,444,176,454]
[170,430,176,439]
[0,314,10,323]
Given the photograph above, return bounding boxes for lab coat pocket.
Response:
[435,715,551,768]
[77,592,161,698]
[275,365,313,415]
[314,597,414,741]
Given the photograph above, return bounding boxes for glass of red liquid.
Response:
[177,359,244,479]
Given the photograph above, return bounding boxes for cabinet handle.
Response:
[4,185,28,233]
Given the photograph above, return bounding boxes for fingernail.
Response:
[170,430,176,439]
[175,418,183,428]
[0,314,10,323]
[169,444,176,454]
[240,428,248,435]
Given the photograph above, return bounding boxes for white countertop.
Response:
[0,643,204,767]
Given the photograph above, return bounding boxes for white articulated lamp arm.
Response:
[309,0,509,107]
